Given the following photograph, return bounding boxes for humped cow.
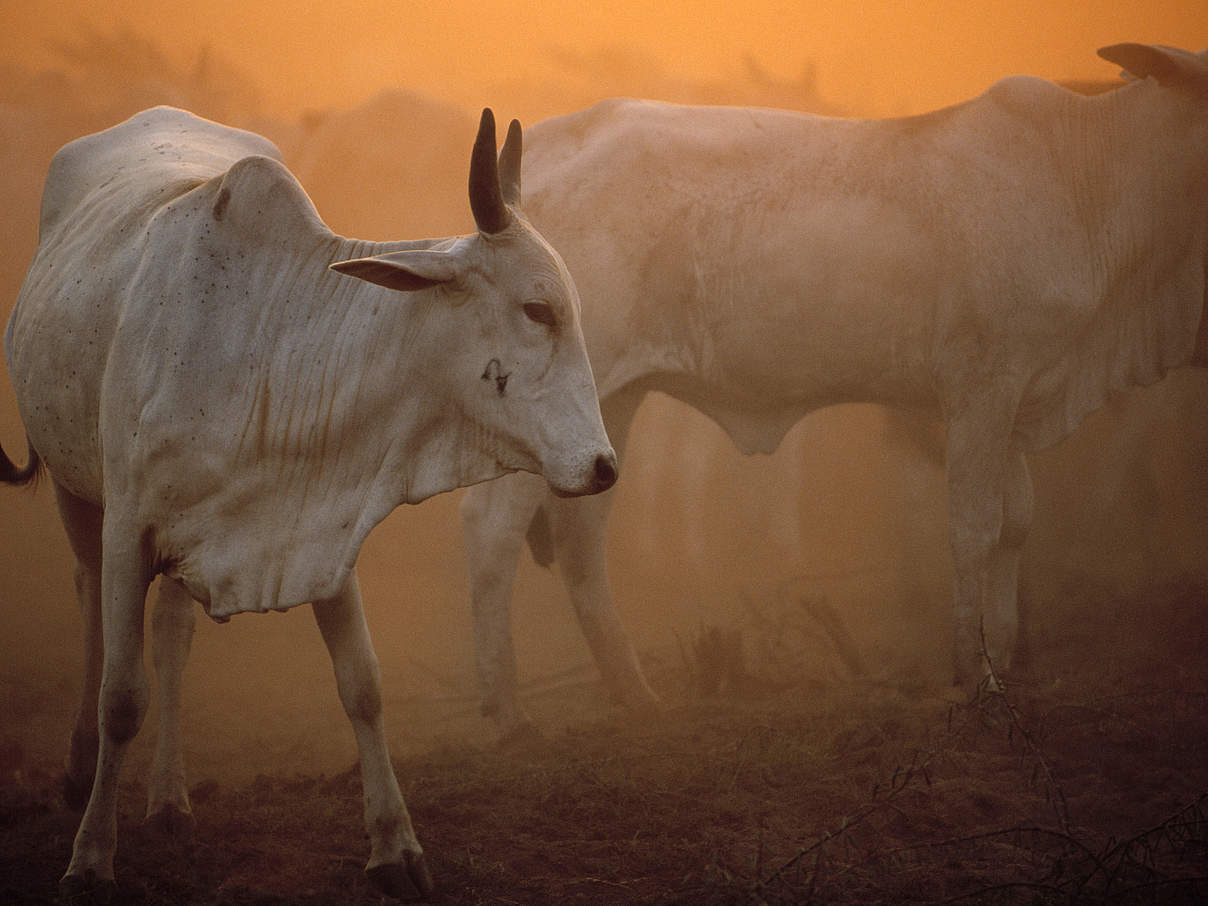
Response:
[457,43,1208,740]
[1,105,616,900]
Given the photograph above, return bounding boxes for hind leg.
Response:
[146,577,196,838]
[53,482,103,812]
[62,507,153,893]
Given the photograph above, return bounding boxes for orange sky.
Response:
[2,1,1207,117]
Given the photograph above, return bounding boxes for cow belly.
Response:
[7,299,111,504]
[668,338,935,455]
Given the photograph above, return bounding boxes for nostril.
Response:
[593,453,618,490]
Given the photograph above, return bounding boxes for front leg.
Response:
[982,449,1033,678]
[459,471,547,741]
[551,386,658,713]
[146,577,197,838]
[551,487,661,712]
[946,404,1030,690]
[312,571,433,901]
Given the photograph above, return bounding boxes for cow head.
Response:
[329,109,616,498]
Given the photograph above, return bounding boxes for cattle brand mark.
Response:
[481,358,510,396]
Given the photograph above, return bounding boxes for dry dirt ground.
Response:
[2,579,1207,905]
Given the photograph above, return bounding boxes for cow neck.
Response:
[314,233,485,508]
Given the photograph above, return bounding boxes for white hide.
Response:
[7,106,613,621]
[3,105,614,897]
[460,44,1208,736]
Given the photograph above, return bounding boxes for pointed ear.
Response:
[1098,43,1205,87]
[330,249,463,293]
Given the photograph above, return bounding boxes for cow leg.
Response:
[550,388,659,715]
[945,404,1024,691]
[550,484,661,713]
[460,471,546,742]
[62,514,153,896]
[312,571,433,901]
[981,449,1033,680]
[145,577,196,838]
[52,482,104,813]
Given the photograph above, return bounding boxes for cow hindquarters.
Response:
[311,573,433,901]
[62,509,153,895]
[146,577,196,838]
[946,407,1033,691]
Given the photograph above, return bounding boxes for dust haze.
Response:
[0,15,1205,778]
[1,22,1207,901]
[0,29,859,777]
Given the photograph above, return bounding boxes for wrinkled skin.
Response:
[2,106,614,900]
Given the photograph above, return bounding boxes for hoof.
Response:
[144,804,196,843]
[366,851,434,901]
[61,773,93,813]
[59,870,116,904]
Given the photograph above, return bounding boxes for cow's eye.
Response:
[523,301,557,328]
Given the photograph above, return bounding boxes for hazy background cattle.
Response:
[2,14,1207,790]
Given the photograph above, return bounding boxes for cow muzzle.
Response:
[550,449,618,498]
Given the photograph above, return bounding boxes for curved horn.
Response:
[499,118,523,207]
[469,108,511,234]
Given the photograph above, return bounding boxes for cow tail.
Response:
[525,504,555,569]
[0,439,42,488]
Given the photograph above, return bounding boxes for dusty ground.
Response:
[1,577,1206,905]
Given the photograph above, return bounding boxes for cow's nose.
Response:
[593,452,618,492]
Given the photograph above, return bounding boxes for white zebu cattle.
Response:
[1,106,616,899]
[460,43,1208,739]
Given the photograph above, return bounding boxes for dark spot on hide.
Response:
[481,358,510,396]
[213,187,231,221]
